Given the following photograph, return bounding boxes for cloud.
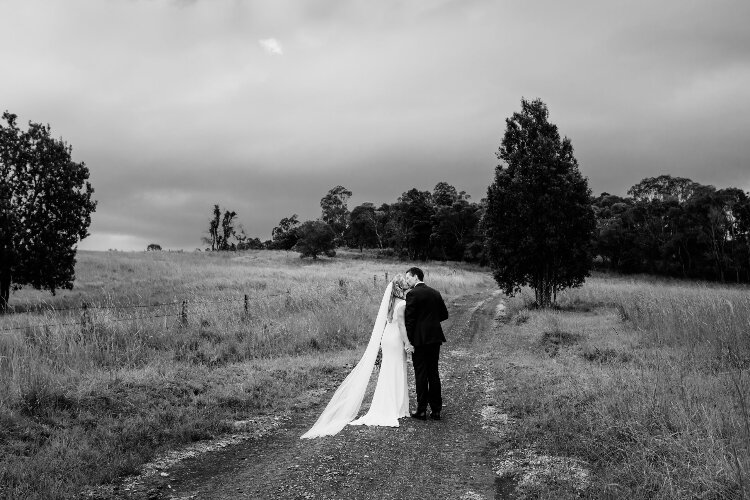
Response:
[258,38,283,55]
[134,189,194,209]
[3,0,748,251]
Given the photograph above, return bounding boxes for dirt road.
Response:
[109,291,506,499]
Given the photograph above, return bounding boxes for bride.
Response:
[301,274,414,438]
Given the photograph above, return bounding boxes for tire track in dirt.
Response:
[93,290,507,500]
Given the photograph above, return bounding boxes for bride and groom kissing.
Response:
[301,267,449,439]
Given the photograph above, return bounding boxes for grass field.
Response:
[2,251,749,499]
[0,249,493,499]
[488,274,750,498]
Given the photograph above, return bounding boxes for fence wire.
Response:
[0,291,293,333]
[0,276,383,334]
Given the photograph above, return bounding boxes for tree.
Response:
[369,203,391,249]
[346,202,379,251]
[484,98,596,307]
[685,186,744,282]
[294,220,336,259]
[627,175,702,203]
[239,237,264,250]
[147,243,162,251]
[270,214,300,250]
[234,228,264,251]
[320,185,352,245]
[591,176,750,283]
[463,198,488,264]
[234,228,248,249]
[391,189,434,260]
[432,181,459,207]
[591,194,633,270]
[0,111,96,313]
[201,205,238,251]
[736,191,750,282]
[431,198,481,261]
[203,204,221,251]
[430,182,482,260]
[219,209,238,250]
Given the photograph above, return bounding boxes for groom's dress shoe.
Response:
[410,411,427,420]
[430,412,441,421]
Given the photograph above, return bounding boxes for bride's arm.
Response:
[396,303,414,353]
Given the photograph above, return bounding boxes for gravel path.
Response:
[109,291,506,500]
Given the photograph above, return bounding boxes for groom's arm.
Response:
[405,291,417,344]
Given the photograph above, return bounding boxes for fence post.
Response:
[385,272,388,282]
[244,294,249,315]
[374,275,377,287]
[180,299,188,326]
[81,301,91,332]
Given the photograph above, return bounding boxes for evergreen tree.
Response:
[484,98,596,307]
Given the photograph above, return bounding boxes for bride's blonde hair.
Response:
[387,273,409,322]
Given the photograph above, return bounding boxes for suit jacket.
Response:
[405,283,449,347]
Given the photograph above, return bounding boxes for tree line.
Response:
[4,98,748,315]
[204,182,487,262]
[593,175,750,283]
[204,98,750,300]
[203,165,750,288]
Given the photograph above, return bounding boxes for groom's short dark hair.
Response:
[406,267,424,281]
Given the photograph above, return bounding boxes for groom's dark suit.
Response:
[405,282,449,415]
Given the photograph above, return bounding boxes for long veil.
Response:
[300,282,392,439]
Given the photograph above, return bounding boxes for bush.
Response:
[294,221,336,259]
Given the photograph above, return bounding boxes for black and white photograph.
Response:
[1,0,749,498]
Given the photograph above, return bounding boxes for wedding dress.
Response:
[301,283,409,439]
[349,299,409,427]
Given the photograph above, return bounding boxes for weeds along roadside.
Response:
[487,277,750,498]
[0,249,493,499]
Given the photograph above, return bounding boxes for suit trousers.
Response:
[412,343,442,413]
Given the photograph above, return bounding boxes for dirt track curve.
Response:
[106,290,506,500]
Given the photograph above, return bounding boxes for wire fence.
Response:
[0,272,393,335]
[0,291,293,334]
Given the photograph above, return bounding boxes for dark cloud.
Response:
[1,0,747,250]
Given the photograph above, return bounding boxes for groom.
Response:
[404,267,449,421]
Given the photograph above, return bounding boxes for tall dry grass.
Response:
[0,249,492,499]
[559,274,750,365]
[491,274,750,498]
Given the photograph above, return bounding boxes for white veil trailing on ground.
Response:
[300,283,393,439]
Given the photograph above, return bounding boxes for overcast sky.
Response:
[2,0,748,250]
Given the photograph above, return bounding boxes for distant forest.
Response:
[592,175,750,283]
[204,175,750,284]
